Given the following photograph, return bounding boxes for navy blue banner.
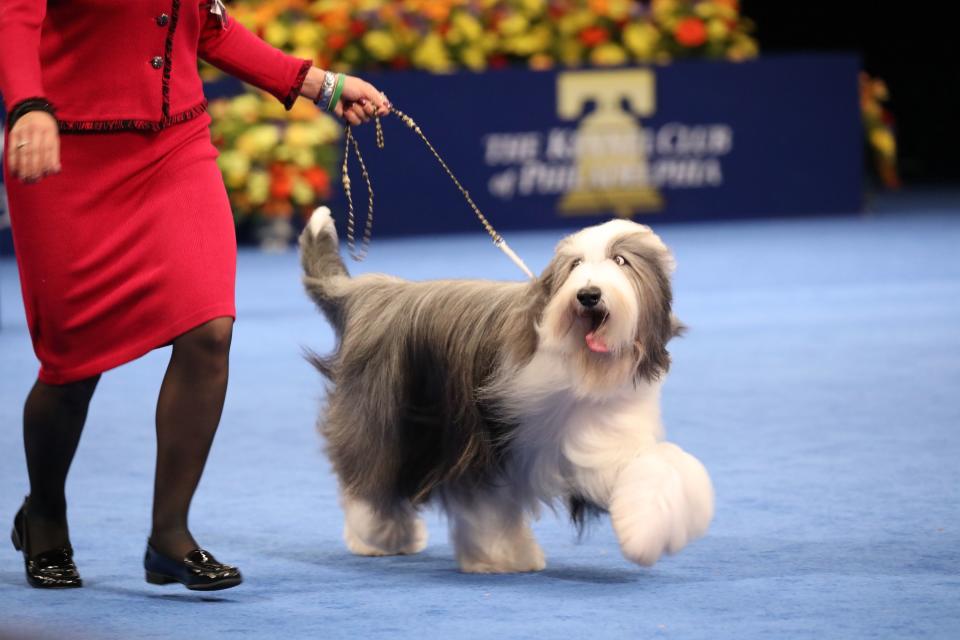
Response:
[337,54,863,236]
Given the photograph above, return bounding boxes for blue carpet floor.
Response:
[1,208,958,639]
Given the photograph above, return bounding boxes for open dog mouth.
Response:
[579,307,610,354]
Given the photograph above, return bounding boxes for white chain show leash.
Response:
[340,106,535,280]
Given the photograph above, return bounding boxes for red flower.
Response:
[326,32,348,51]
[390,56,411,70]
[579,26,609,47]
[304,167,331,198]
[269,164,293,200]
[675,17,708,47]
[349,19,367,37]
[489,54,509,69]
[548,5,567,19]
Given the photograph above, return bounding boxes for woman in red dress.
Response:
[1,0,389,590]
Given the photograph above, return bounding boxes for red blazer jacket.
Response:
[0,0,311,131]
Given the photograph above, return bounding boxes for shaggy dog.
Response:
[300,207,713,573]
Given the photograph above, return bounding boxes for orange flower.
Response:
[589,0,610,15]
[579,26,609,47]
[675,17,707,47]
[320,6,349,30]
[420,2,452,23]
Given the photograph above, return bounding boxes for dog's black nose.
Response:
[576,286,602,308]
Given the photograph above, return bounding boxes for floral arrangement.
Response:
[860,72,900,189]
[208,91,341,247]
[223,0,758,74]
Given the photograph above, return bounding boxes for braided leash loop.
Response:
[341,125,375,261]
[340,106,534,279]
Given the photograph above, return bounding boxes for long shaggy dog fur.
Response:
[300,207,713,572]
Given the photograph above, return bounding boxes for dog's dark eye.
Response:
[613,255,628,267]
[571,258,583,270]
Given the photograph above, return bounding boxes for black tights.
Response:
[22,317,233,559]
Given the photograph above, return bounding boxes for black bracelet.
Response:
[6,97,57,130]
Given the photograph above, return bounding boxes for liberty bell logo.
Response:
[557,69,663,217]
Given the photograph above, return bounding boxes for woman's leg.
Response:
[22,375,100,553]
[149,317,233,559]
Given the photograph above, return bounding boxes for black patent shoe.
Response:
[11,499,82,589]
[144,543,242,591]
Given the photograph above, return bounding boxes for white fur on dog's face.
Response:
[537,220,675,389]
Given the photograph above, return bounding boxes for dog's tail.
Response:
[299,206,349,334]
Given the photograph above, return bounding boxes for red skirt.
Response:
[4,113,236,384]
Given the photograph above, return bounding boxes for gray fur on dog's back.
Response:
[300,217,543,509]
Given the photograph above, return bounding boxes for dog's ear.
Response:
[631,254,676,384]
[536,251,575,304]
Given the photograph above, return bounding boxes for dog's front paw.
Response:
[458,543,546,574]
[610,443,714,567]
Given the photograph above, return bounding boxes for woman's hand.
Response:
[7,111,61,183]
[334,75,391,126]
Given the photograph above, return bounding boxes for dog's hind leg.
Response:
[447,486,546,574]
[341,493,428,556]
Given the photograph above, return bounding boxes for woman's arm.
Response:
[197,6,390,122]
[0,0,46,111]
[0,0,60,182]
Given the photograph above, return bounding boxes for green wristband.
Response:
[327,73,346,113]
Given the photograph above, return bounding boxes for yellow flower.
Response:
[519,0,546,15]
[228,93,261,124]
[590,43,628,66]
[412,32,454,73]
[291,176,315,205]
[726,34,758,61]
[363,30,399,61]
[558,39,584,66]
[260,94,289,121]
[460,46,488,71]
[869,129,896,159]
[623,22,660,61]
[504,25,551,56]
[291,22,320,49]
[695,2,717,18]
[287,96,321,122]
[707,18,730,42]
[264,21,290,48]
[651,0,678,21]
[217,150,251,189]
[236,125,280,158]
[557,10,595,36]
[445,24,464,46]
[608,0,632,20]
[498,13,529,37]
[246,170,271,206]
[452,11,483,41]
[284,122,315,148]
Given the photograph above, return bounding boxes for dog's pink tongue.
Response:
[585,332,610,353]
